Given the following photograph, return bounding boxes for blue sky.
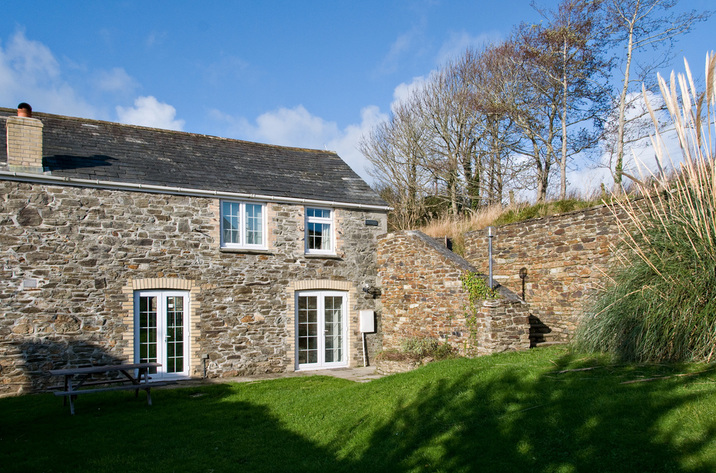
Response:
[1,1,713,186]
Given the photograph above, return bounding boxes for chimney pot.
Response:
[7,103,43,172]
[17,102,32,118]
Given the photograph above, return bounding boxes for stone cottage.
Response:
[0,105,389,396]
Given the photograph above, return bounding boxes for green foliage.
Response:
[493,204,545,225]
[493,198,601,226]
[574,199,716,362]
[4,347,716,472]
[574,57,716,363]
[400,337,456,360]
[461,271,498,306]
[461,271,499,355]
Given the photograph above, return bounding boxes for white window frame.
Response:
[220,200,267,250]
[305,207,335,255]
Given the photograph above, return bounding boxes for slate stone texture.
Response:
[464,203,630,343]
[0,108,388,396]
[377,230,530,357]
[0,108,387,208]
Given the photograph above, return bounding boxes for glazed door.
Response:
[134,291,190,378]
[296,291,348,369]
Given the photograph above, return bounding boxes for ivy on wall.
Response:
[460,271,499,355]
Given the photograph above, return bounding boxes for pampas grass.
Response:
[575,53,716,362]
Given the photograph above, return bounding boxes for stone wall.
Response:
[377,230,530,356]
[473,299,532,356]
[464,203,627,343]
[0,179,386,396]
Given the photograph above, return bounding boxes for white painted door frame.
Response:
[295,290,348,370]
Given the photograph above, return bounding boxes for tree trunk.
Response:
[560,37,569,200]
[614,2,639,194]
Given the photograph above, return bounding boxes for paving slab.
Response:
[171,366,384,389]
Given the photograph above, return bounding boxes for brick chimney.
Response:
[6,103,44,173]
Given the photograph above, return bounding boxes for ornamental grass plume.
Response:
[574,52,716,362]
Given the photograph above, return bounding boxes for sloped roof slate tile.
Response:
[0,108,387,208]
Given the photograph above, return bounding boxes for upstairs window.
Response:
[305,207,334,254]
[221,201,266,249]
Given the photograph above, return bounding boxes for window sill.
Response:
[304,253,343,260]
[220,248,273,255]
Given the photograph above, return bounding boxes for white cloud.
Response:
[211,104,388,182]
[146,31,168,48]
[95,67,138,93]
[435,31,499,65]
[0,31,181,125]
[566,166,612,198]
[0,30,97,117]
[2,30,59,79]
[377,32,416,76]
[392,76,428,109]
[375,16,428,77]
[245,105,340,146]
[116,96,185,131]
[324,106,389,180]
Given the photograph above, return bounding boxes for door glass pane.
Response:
[324,296,343,363]
[139,296,158,374]
[298,296,318,365]
[166,296,184,374]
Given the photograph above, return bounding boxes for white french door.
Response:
[134,290,190,379]
[296,291,348,370]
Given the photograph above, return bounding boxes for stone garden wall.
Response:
[464,203,628,343]
[1,177,634,397]
[0,179,386,396]
[377,230,530,356]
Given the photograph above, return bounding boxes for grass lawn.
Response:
[2,346,716,472]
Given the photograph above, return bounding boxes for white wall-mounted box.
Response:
[359,310,375,333]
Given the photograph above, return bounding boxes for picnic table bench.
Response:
[49,362,170,415]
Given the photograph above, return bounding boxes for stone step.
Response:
[532,340,568,348]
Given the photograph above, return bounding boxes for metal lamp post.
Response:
[487,226,495,289]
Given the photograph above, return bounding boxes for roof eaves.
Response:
[0,170,393,211]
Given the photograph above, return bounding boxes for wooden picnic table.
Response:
[49,362,168,415]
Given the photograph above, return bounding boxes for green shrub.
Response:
[400,337,456,360]
[492,198,600,227]
[492,204,543,226]
[574,55,716,362]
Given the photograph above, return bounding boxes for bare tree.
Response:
[508,0,610,200]
[499,32,562,202]
[535,0,610,199]
[605,0,711,190]
[417,54,482,214]
[466,44,526,205]
[360,98,430,230]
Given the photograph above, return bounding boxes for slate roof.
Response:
[0,108,387,208]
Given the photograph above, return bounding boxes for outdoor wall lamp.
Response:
[487,226,495,289]
[519,267,528,301]
[362,285,381,298]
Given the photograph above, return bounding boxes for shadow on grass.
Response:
[0,381,355,473]
[353,352,716,472]
[2,348,715,472]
